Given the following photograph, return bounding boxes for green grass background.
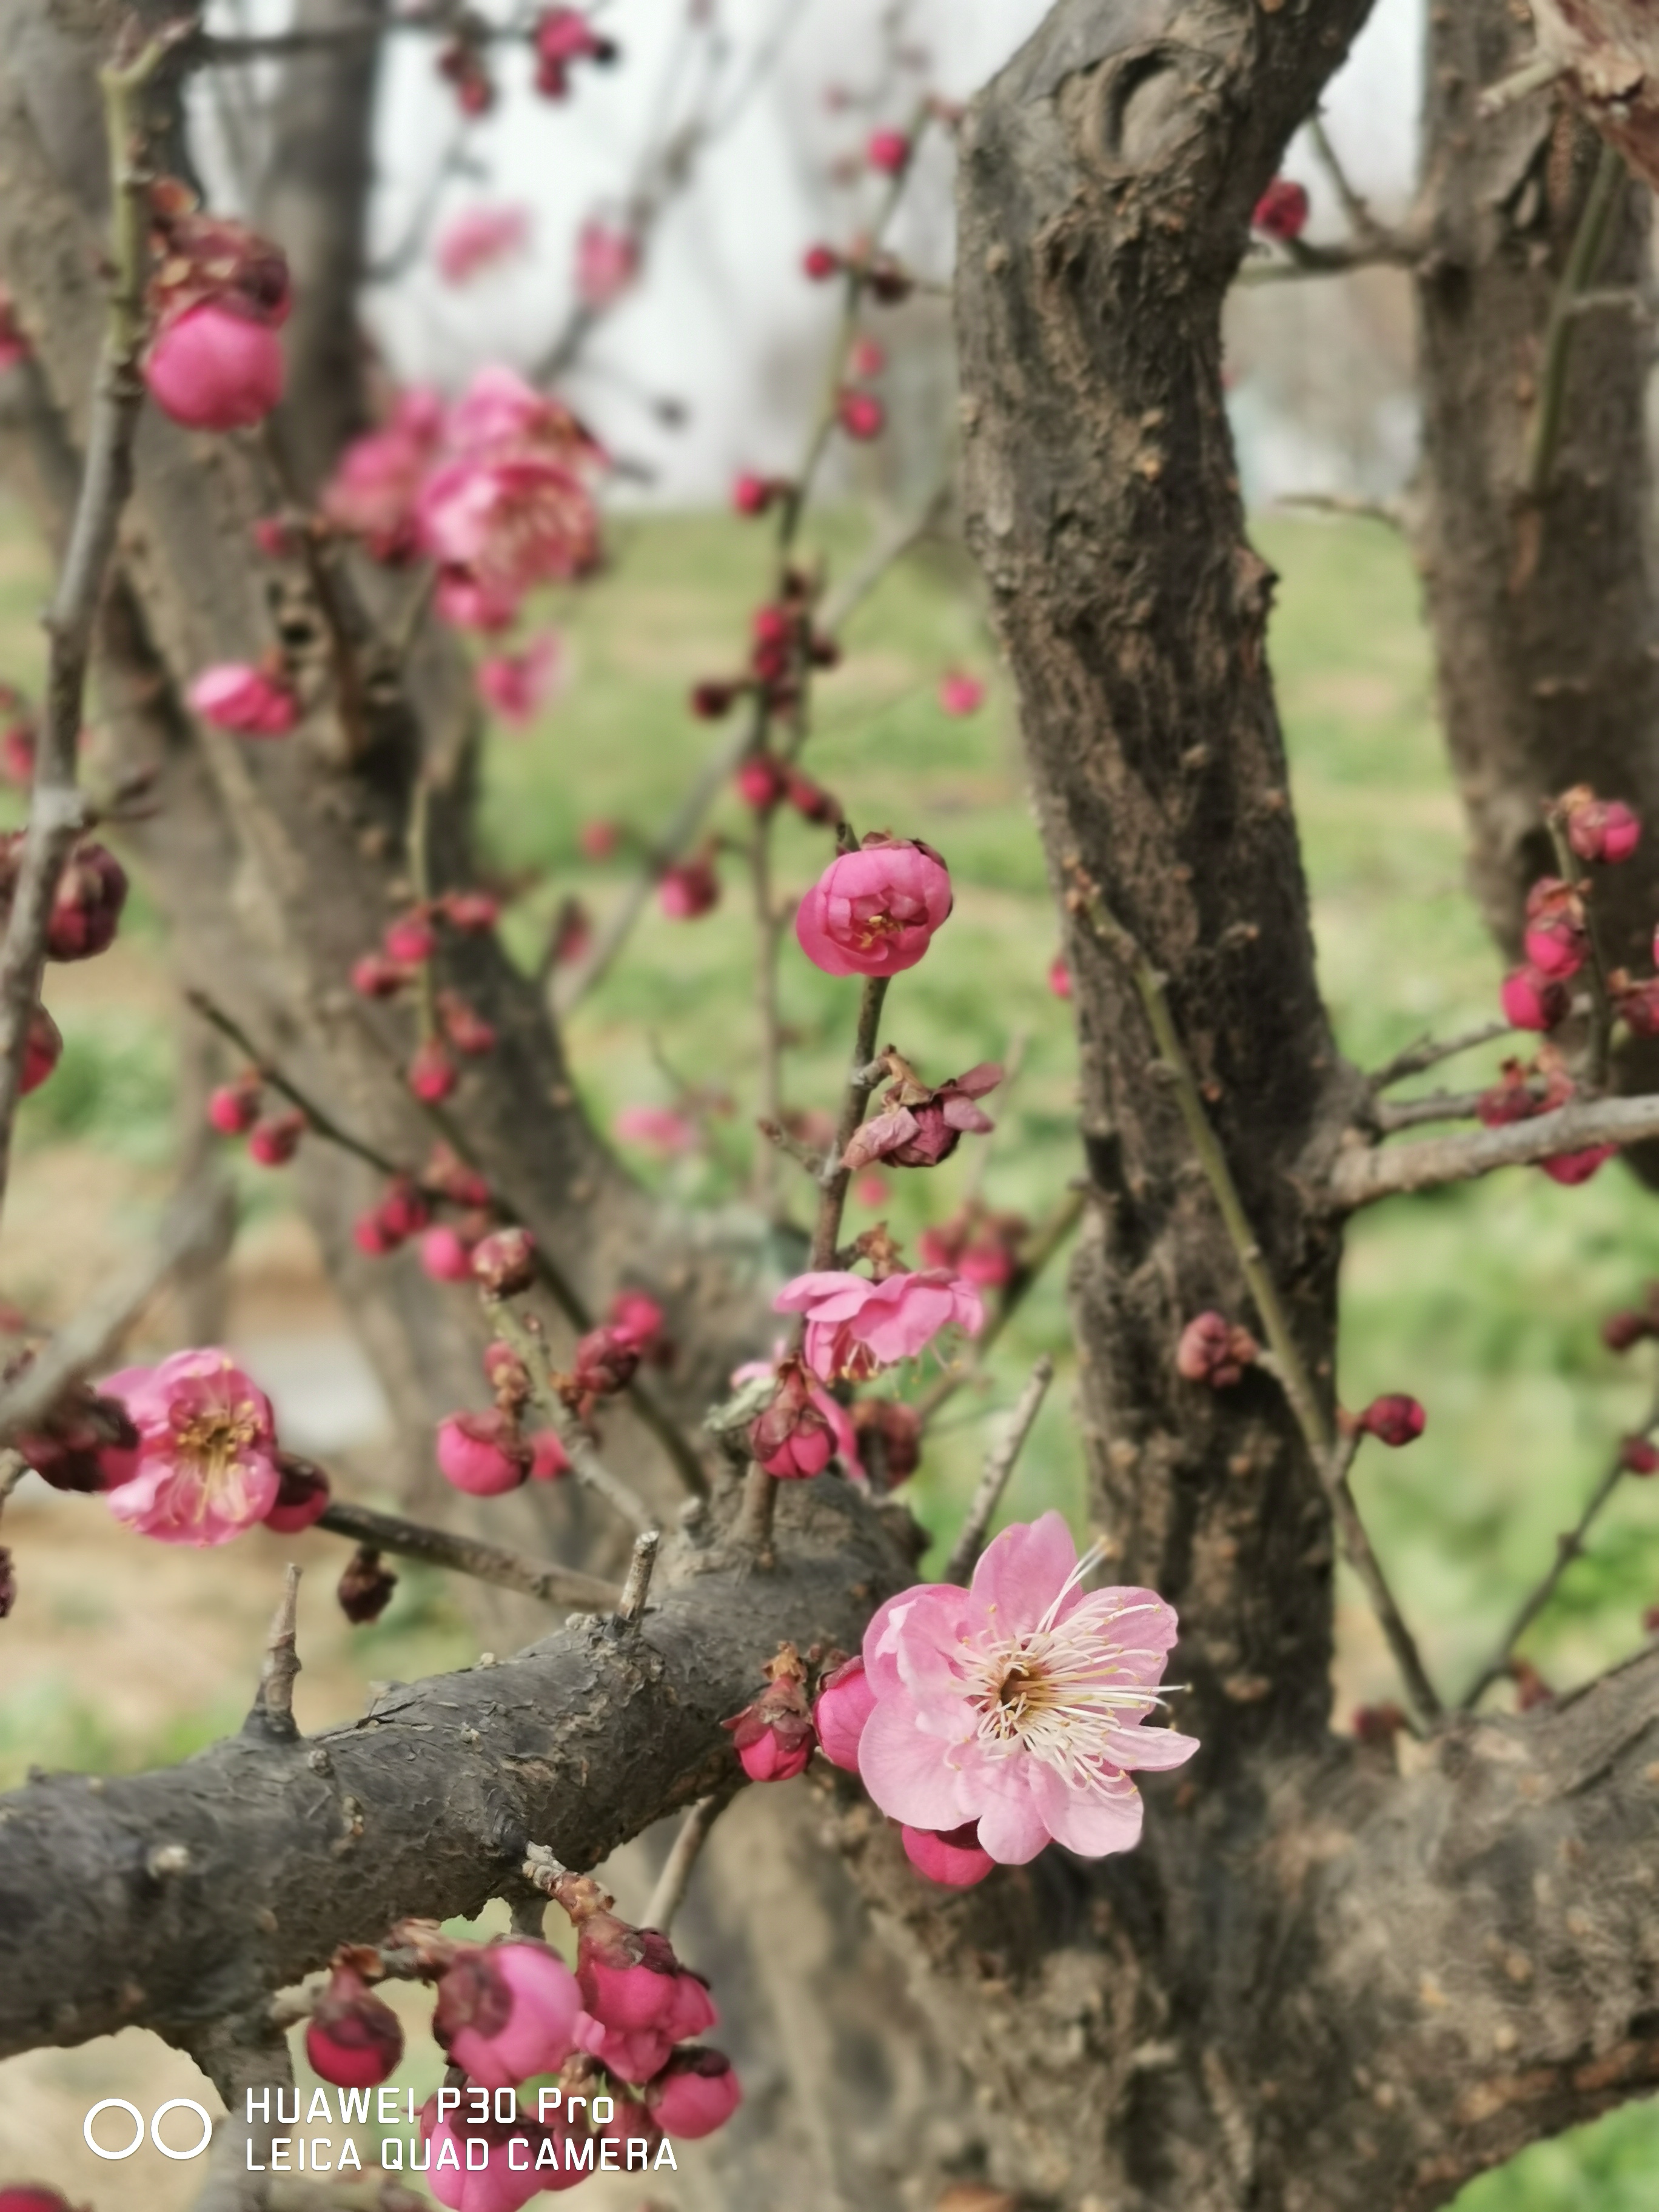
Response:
[4,501,1657,2204]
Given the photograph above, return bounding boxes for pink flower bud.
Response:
[850,336,886,379]
[529,1427,570,1480]
[748,1356,859,1478]
[736,756,788,811]
[420,1224,475,1282]
[785,771,839,825]
[446,890,501,933]
[354,1212,397,1258]
[187,662,299,736]
[1176,1311,1256,1388]
[837,389,885,441]
[472,1226,537,1296]
[264,1452,331,1533]
[571,1325,639,1406]
[575,1910,716,2044]
[1048,951,1072,999]
[0,2191,81,2212]
[1252,176,1309,243]
[722,1642,814,1782]
[866,127,911,174]
[659,855,720,919]
[436,1409,532,1495]
[1523,877,1586,980]
[380,1178,431,1241]
[813,1654,876,1773]
[434,1940,583,2089]
[351,951,410,999]
[802,243,841,281]
[146,301,286,431]
[305,1963,403,2088]
[1562,787,1641,865]
[384,911,437,965]
[690,679,739,720]
[1620,1436,1659,1475]
[1354,1394,1426,1448]
[580,818,619,858]
[440,992,498,1057]
[900,1819,996,1888]
[937,669,985,717]
[45,843,127,962]
[609,1288,668,1362]
[407,1040,458,1103]
[1501,966,1570,1032]
[796,832,953,977]
[247,1108,304,1167]
[207,1077,261,1134]
[732,472,774,517]
[643,2048,742,2139]
[1540,1144,1618,1185]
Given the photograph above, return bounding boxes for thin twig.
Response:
[1460,1381,1659,1709]
[1330,1090,1659,1209]
[1525,141,1627,501]
[246,1565,303,1740]
[944,1356,1054,1584]
[486,1298,658,1533]
[0,31,183,1233]
[1478,51,1566,118]
[1236,226,1426,286]
[1372,1088,1486,1134]
[0,1176,230,1439]
[615,1529,660,1624]
[1275,491,1406,532]
[1367,1019,1515,1091]
[1307,115,1375,236]
[806,976,890,1272]
[1070,871,1443,1726]
[315,1498,623,1613]
[644,1790,734,1934]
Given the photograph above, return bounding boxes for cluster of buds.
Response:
[721,1642,816,1781]
[732,752,839,826]
[206,1071,307,1170]
[142,184,290,432]
[1175,1311,1259,1390]
[843,1052,1001,1173]
[531,7,618,99]
[352,889,501,1000]
[1501,788,1643,1036]
[917,1204,1027,1290]
[352,1176,432,1259]
[1476,1050,1616,1184]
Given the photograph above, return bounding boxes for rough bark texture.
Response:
[1414,1,1659,1043]
[1535,0,1659,190]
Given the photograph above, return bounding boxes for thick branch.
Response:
[0,1479,905,2059]
[1329,1090,1659,1209]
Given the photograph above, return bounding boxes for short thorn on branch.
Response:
[614,1529,660,1627]
[245,1564,303,1743]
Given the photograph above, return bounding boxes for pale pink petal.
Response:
[1030,1763,1145,1857]
[969,1766,1054,1864]
[854,1697,967,1829]
[954,1063,1004,1098]
[969,1509,1078,1636]
[1106,1724,1200,1772]
[940,1097,996,1133]
[863,1584,976,1700]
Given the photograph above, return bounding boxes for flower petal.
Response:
[1106,1724,1200,1772]
[970,1509,1078,1637]
[968,1766,1053,1864]
[854,1697,967,1829]
[1031,1763,1145,1858]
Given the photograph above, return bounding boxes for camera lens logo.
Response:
[83,2099,213,2160]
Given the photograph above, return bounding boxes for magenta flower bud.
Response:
[659,854,720,919]
[723,1642,815,1782]
[1563,787,1641,865]
[1354,1394,1426,1448]
[866,127,911,174]
[407,1040,458,1103]
[1252,176,1309,242]
[1540,1145,1618,1185]
[419,1225,475,1282]
[378,1178,431,1242]
[434,1940,583,2089]
[813,1654,876,1773]
[437,1410,532,1496]
[732,472,773,517]
[264,1452,331,1533]
[1048,951,1072,999]
[1620,1436,1659,1475]
[1522,877,1586,980]
[20,1003,61,1098]
[207,1078,261,1135]
[837,389,885,440]
[574,1909,716,2054]
[472,1226,536,1296]
[643,2048,742,2139]
[748,1355,860,1476]
[900,1820,996,1889]
[187,662,299,736]
[796,833,953,978]
[1175,1311,1257,1389]
[305,1963,403,2089]
[420,2104,543,2212]
[0,2190,81,2212]
[1500,966,1570,1033]
[571,2009,677,2085]
[571,1324,639,1403]
[440,992,498,1057]
[384,911,437,965]
[937,669,985,717]
[736,756,787,810]
[785,771,839,825]
[247,1108,304,1167]
[802,243,841,281]
[350,951,410,999]
[15,1380,139,1495]
[353,1211,397,1258]
[146,301,286,430]
[45,843,127,962]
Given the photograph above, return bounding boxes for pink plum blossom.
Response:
[901,1820,996,1888]
[773,1268,984,1382]
[322,390,443,560]
[937,671,985,717]
[437,1410,531,1496]
[435,1941,583,2089]
[145,302,285,431]
[643,2049,742,2139]
[614,1104,699,1156]
[1252,177,1309,242]
[187,663,299,736]
[477,634,562,726]
[795,833,953,977]
[99,1349,283,1546]
[575,217,640,307]
[437,205,531,286]
[856,1511,1198,1864]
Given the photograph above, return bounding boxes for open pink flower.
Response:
[856,1511,1198,1864]
[795,833,953,977]
[774,1268,983,1382]
[419,452,598,624]
[437,205,531,286]
[477,634,562,726]
[99,1349,282,1546]
[187,663,299,736]
[322,389,443,561]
